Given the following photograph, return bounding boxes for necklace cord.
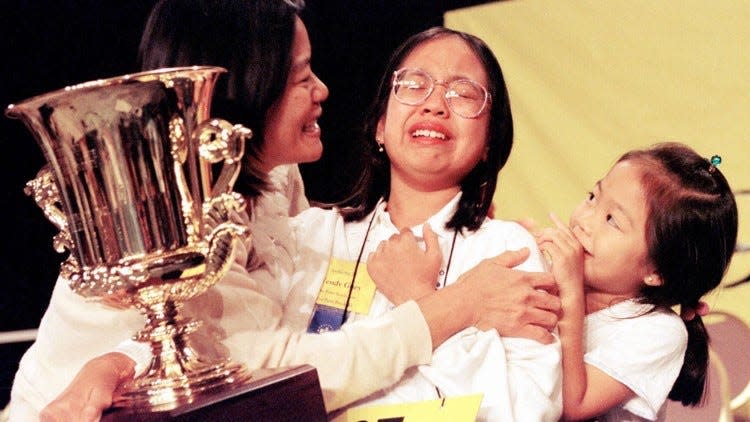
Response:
[341,209,459,324]
[340,209,378,325]
[440,230,459,288]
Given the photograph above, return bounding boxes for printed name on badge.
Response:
[315,257,376,314]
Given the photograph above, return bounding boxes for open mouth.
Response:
[302,120,320,134]
[411,129,447,140]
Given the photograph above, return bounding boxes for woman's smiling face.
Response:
[261,17,329,171]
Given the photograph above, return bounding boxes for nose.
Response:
[420,83,449,117]
[313,73,329,103]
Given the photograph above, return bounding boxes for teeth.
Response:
[303,120,320,132]
[412,129,446,140]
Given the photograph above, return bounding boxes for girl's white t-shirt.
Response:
[584,299,687,421]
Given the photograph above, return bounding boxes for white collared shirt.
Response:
[275,193,562,421]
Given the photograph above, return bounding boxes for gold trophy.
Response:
[6,66,254,414]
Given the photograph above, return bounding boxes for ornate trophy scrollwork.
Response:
[7,66,254,412]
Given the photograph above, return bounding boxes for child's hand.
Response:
[536,213,585,298]
[367,223,442,305]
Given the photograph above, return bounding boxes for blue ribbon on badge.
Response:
[307,304,347,333]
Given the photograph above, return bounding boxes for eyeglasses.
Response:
[391,68,491,119]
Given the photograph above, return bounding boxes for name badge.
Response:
[307,257,377,333]
[346,393,483,422]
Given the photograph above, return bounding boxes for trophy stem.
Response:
[112,299,251,412]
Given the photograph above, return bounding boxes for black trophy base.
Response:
[102,365,327,421]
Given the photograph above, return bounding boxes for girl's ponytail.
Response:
[668,312,709,405]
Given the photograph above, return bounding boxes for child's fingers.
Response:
[536,228,572,252]
[549,212,567,230]
[538,239,564,273]
[548,212,579,248]
[539,230,579,272]
[534,227,558,243]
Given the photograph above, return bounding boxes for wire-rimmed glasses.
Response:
[392,68,491,119]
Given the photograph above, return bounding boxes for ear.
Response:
[643,273,663,287]
[375,117,385,144]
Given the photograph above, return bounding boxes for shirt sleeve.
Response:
[224,300,433,412]
[416,329,561,421]
[584,311,687,419]
[8,275,145,417]
[502,336,562,421]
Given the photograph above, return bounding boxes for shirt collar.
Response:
[373,192,462,239]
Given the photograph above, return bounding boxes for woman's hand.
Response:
[39,352,136,422]
[416,249,561,347]
[367,223,441,305]
[454,249,561,344]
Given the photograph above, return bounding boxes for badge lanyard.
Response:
[340,209,378,326]
[341,212,460,325]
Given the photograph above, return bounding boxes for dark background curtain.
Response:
[0,0,495,408]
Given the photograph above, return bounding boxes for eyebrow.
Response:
[291,56,311,73]
[443,73,484,85]
[596,180,634,226]
[412,67,484,84]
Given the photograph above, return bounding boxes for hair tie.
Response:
[708,155,721,173]
[681,300,710,321]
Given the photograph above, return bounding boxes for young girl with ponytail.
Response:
[537,142,738,420]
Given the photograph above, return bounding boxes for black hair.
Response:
[620,142,738,406]
[138,0,303,198]
[339,27,513,232]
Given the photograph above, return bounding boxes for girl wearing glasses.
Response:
[37,24,561,421]
[276,26,561,420]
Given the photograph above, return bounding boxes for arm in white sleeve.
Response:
[417,330,561,422]
[491,223,562,420]
[8,275,144,419]
[502,336,562,421]
[224,300,432,412]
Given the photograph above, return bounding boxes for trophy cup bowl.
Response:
[6,66,254,412]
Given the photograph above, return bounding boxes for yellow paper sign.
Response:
[315,257,376,315]
[346,394,483,422]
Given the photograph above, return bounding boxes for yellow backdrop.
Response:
[446,1,749,322]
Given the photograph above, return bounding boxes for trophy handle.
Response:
[24,165,74,254]
[197,119,252,197]
[202,192,248,276]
